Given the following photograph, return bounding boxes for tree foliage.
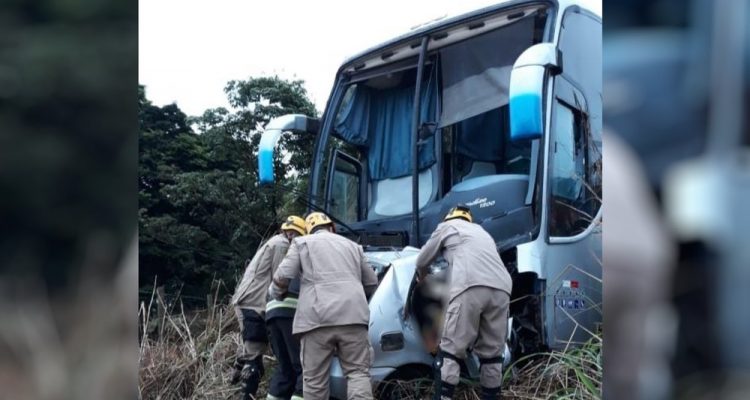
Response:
[139,77,318,300]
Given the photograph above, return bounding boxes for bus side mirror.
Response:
[258,114,319,185]
[509,43,561,142]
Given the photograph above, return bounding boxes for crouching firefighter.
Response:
[416,205,513,400]
[230,215,307,400]
[269,212,379,400]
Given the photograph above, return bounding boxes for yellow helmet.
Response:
[305,212,333,233]
[444,204,472,223]
[281,215,306,236]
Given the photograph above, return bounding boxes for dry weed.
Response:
[139,289,601,400]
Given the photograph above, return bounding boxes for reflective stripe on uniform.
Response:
[266,297,298,312]
[266,394,285,400]
[290,395,304,400]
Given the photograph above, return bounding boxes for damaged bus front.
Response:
[258,0,601,397]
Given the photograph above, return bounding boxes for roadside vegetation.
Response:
[139,287,601,400]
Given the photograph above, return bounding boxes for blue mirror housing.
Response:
[509,43,561,142]
[509,66,545,141]
[258,114,319,186]
[258,129,283,185]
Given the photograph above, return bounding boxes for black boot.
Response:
[230,358,244,385]
[240,356,264,400]
[432,351,457,400]
[480,385,502,400]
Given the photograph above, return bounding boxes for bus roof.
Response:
[337,0,598,74]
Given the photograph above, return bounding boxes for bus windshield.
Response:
[323,9,547,224]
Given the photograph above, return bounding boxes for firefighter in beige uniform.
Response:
[231,216,306,400]
[416,205,512,400]
[269,212,378,400]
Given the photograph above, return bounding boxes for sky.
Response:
[139,0,602,116]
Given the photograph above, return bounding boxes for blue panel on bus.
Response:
[509,93,543,141]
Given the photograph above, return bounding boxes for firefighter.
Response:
[265,217,307,400]
[269,212,378,400]
[416,205,513,400]
[230,215,306,400]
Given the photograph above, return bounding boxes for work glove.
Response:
[268,282,286,301]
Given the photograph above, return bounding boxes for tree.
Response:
[139,77,319,302]
[139,87,214,297]
[222,76,318,174]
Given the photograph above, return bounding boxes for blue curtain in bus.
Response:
[334,74,437,180]
[333,87,370,146]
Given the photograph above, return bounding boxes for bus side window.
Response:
[549,101,593,237]
[328,151,361,224]
[586,121,602,219]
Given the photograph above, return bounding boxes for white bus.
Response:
[259,1,601,397]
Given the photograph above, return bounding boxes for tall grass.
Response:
[502,339,602,399]
[139,286,253,400]
[139,288,601,400]
[375,339,601,400]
